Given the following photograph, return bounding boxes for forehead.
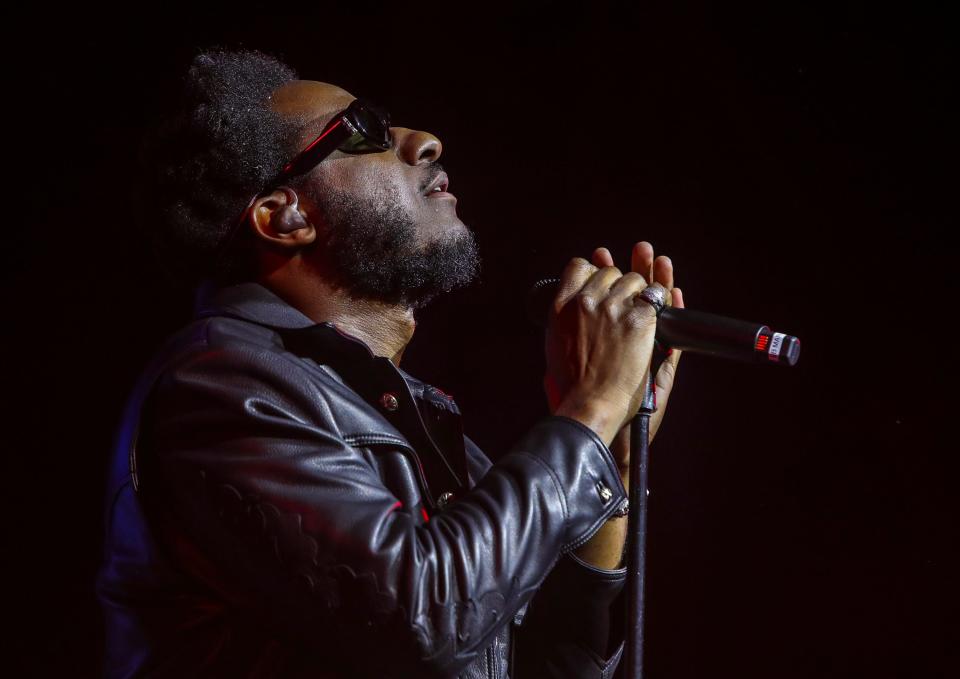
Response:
[270,80,356,143]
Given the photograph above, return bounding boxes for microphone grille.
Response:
[526,278,561,327]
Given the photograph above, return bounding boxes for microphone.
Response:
[526,278,801,367]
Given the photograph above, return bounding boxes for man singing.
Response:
[98,48,683,678]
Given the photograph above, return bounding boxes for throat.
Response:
[330,301,416,365]
[260,269,417,365]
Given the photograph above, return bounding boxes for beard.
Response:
[303,177,480,309]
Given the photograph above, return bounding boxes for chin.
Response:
[421,217,469,242]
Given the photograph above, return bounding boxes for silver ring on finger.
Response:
[636,286,667,316]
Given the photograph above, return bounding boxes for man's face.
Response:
[269,80,479,308]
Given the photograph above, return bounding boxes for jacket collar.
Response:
[192,279,392,368]
[193,279,317,330]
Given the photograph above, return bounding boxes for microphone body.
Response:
[527,279,801,367]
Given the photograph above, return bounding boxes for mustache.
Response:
[419,162,447,193]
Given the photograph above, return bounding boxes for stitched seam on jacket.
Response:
[599,640,625,678]
[565,549,628,578]
[511,451,568,525]
[344,433,412,448]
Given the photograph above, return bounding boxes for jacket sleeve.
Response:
[139,335,628,679]
[512,552,627,678]
[464,438,628,679]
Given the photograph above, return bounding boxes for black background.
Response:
[7,1,956,676]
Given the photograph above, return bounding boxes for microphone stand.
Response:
[624,349,665,679]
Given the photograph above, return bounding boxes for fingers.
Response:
[653,255,674,290]
[591,247,615,268]
[606,271,648,306]
[631,241,654,282]
[559,244,677,316]
[630,241,673,291]
[655,340,681,390]
[555,256,623,315]
[555,257,597,311]
[672,286,684,309]
[579,266,624,302]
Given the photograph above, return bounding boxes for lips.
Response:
[422,170,450,197]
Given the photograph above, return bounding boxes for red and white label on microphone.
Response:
[768,332,786,362]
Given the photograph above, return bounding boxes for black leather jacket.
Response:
[97,282,629,678]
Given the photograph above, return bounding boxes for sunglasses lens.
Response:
[350,99,392,148]
[338,135,384,154]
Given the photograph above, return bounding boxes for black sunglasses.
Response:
[218,98,393,255]
[275,98,393,182]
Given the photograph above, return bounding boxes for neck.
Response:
[260,271,416,366]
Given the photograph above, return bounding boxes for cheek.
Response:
[365,169,424,216]
[313,161,361,194]
[327,162,416,204]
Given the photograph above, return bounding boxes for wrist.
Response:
[610,425,632,475]
[553,392,628,447]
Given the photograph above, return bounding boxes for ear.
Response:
[248,186,316,248]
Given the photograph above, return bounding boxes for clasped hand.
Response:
[544,241,684,470]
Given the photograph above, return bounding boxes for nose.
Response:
[392,127,442,165]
